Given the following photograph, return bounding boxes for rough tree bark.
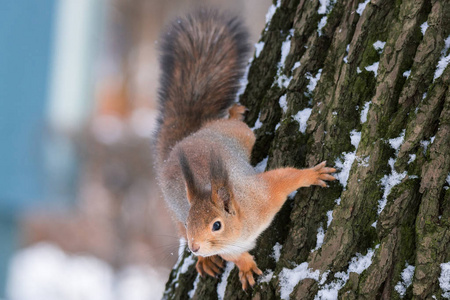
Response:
[162,0,450,299]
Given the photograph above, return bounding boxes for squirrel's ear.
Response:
[210,151,237,215]
[179,150,205,203]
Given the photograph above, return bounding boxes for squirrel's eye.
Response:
[212,221,221,232]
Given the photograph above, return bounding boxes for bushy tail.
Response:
[155,9,250,162]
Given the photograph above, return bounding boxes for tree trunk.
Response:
[162,0,450,299]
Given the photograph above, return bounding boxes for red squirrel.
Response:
[155,9,336,290]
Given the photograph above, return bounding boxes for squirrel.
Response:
[154,9,337,290]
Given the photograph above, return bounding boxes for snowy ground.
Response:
[6,243,166,300]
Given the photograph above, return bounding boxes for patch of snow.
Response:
[272,243,282,262]
[326,210,333,228]
[394,264,415,298]
[188,275,200,298]
[348,248,376,274]
[318,16,328,36]
[318,0,330,14]
[434,35,450,81]
[440,262,450,299]
[255,157,269,173]
[318,0,337,15]
[356,0,370,15]
[279,263,320,300]
[403,70,411,78]
[217,263,235,300]
[319,271,330,285]
[280,37,292,67]
[180,255,196,274]
[172,249,196,289]
[313,226,325,251]
[357,67,362,74]
[265,0,281,28]
[350,130,361,148]
[365,61,380,76]
[421,140,430,153]
[335,153,356,189]
[446,173,450,185]
[315,246,377,299]
[292,61,301,71]
[255,41,265,58]
[259,269,274,283]
[373,41,386,53]
[421,21,428,35]
[252,113,263,130]
[388,130,405,153]
[335,198,341,205]
[279,94,288,113]
[293,108,313,133]
[273,30,295,88]
[306,69,323,93]
[408,154,416,164]
[334,130,361,189]
[377,158,407,214]
[372,221,377,228]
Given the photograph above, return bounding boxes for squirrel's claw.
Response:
[196,255,224,278]
[238,265,263,290]
[311,161,337,187]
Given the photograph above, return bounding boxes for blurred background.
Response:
[0,0,270,299]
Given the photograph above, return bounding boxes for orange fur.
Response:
[228,104,247,121]
[259,162,337,214]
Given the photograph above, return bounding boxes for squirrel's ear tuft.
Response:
[210,151,237,215]
[179,150,204,203]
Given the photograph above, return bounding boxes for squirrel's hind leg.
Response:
[228,104,247,121]
[220,252,262,290]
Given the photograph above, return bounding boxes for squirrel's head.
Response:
[179,150,242,257]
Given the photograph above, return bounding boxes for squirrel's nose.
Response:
[191,243,200,253]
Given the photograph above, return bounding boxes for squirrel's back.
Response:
[155,9,250,164]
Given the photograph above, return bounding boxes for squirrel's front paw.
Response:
[221,252,263,290]
[311,161,337,187]
[238,264,263,290]
[196,255,224,278]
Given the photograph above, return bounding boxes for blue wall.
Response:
[0,0,56,296]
